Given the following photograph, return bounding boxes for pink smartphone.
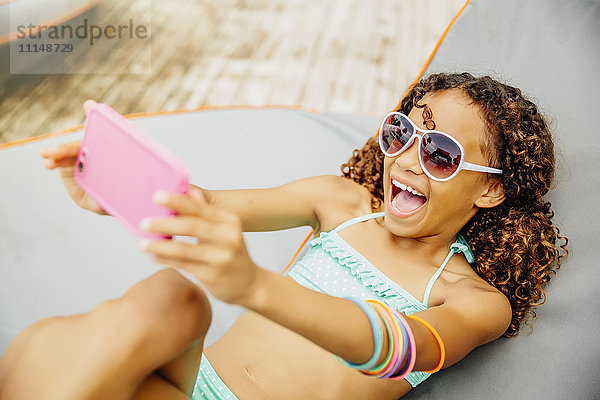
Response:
[74,102,190,239]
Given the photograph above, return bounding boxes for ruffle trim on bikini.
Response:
[310,232,425,312]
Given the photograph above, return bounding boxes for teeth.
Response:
[392,179,426,197]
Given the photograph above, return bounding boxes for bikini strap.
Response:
[329,213,475,307]
[330,212,385,234]
[422,235,474,307]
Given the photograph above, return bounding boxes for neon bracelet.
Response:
[362,300,396,376]
[406,314,446,373]
[335,298,385,371]
[389,311,416,380]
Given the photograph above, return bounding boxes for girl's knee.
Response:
[76,270,212,385]
[118,268,212,347]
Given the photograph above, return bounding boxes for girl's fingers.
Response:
[141,239,200,262]
[153,190,232,223]
[142,240,226,270]
[39,140,80,160]
[44,158,78,170]
[140,216,214,240]
[39,147,55,158]
[153,191,205,218]
[43,159,56,169]
[83,99,97,113]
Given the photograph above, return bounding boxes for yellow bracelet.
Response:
[406,314,446,373]
[365,300,403,376]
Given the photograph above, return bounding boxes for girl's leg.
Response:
[0,268,211,400]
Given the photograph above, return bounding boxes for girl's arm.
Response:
[198,174,361,233]
[141,188,513,373]
[38,137,354,233]
[40,127,359,230]
[243,268,513,371]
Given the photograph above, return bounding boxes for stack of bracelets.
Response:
[336,298,446,380]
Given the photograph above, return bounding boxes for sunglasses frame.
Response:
[378,112,503,182]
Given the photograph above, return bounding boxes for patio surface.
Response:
[0,0,465,144]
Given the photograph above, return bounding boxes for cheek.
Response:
[429,179,480,213]
[382,157,393,188]
[383,156,393,173]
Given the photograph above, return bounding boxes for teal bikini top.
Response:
[286,212,474,387]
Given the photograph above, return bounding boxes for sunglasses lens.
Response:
[421,132,462,179]
[380,114,413,154]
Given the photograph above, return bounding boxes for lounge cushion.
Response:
[404,1,600,399]
[0,108,380,349]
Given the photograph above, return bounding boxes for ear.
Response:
[474,178,505,208]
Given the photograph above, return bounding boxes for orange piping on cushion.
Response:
[283,2,473,272]
[119,103,319,120]
[0,104,319,150]
[0,126,85,150]
[284,1,472,272]
[280,229,313,275]
[371,0,471,139]
[0,102,318,274]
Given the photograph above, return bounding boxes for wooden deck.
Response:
[0,0,465,144]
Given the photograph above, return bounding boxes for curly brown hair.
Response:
[341,72,568,337]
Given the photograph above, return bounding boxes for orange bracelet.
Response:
[406,314,446,373]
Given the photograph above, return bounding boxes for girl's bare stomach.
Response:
[204,308,411,400]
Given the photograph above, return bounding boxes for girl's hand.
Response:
[39,100,106,215]
[39,139,107,215]
[139,186,261,305]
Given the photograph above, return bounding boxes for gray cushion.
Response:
[1,1,598,398]
[404,1,600,399]
[0,108,380,350]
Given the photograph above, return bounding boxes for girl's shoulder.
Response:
[429,256,511,313]
[309,175,375,235]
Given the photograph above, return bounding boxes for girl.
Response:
[1,73,566,400]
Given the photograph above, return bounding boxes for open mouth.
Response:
[389,178,427,215]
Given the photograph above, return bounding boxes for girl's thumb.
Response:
[190,186,207,203]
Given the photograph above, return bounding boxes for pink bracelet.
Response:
[365,300,411,379]
[388,311,416,380]
[379,310,407,379]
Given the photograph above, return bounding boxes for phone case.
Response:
[74,103,190,239]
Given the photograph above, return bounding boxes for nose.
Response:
[393,134,423,176]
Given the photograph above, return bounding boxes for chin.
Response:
[381,212,425,239]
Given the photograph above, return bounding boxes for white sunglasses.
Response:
[378,112,503,182]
